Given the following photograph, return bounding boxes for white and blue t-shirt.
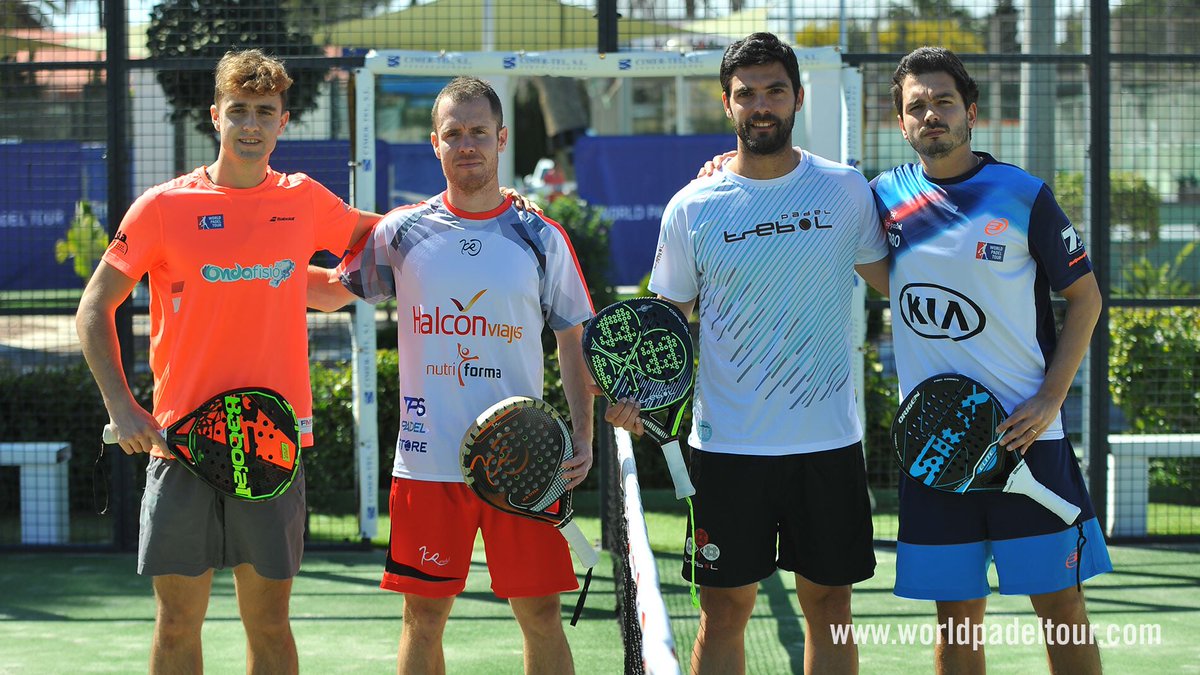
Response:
[338,193,593,482]
[651,151,888,456]
[870,153,1093,439]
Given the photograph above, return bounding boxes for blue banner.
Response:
[574,134,736,287]
[0,142,107,291]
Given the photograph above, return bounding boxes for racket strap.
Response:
[569,567,593,627]
[1074,521,1087,593]
[687,496,699,609]
[92,443,109,515]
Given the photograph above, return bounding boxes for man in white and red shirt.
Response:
[309,76,595,674]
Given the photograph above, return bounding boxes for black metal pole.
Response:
[1087,0,1111,533]
[597,0,618,54]
[105,0,137,551]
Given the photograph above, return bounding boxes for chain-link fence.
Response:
[1,0,1196,550]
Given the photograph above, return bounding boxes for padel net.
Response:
[604,427,681,675]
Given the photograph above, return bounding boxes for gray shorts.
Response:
[138,456,306,580]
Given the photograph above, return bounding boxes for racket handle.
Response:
[1005,460,1082,525]
[661,439,696,500]
[102,424,166,444]
[559,519,599,569]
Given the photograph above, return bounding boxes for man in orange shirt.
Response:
[76,49,377,674]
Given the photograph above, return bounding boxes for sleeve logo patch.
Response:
[1061,225,1084,254]
[108,231,128,256]
[975,242,1006,262]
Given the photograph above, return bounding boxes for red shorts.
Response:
[380,477,579,598]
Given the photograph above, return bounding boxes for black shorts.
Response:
[681,443,876,588]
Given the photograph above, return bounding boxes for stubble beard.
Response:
[737,113,795,156]
[911,122,970,160]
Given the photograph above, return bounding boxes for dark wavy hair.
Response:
[890,46,979,115]
[719,32,801,98]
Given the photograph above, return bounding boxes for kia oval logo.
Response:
[899,283,986,341]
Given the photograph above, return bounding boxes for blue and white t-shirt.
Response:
[339,193,593,482]
[870,153,1093,438]
[650,151,888,456]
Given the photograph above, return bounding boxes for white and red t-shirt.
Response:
[338,193,593,482]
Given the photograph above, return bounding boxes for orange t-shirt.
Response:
[102,167,358,455]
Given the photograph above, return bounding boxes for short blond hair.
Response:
[214,49,293,109]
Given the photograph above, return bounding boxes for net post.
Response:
[350,67,380,543]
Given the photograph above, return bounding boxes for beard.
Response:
[735,112,795,156]
[446,157,496,195]
[908,120,970,159]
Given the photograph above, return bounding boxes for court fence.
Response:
[1,0,1197,551]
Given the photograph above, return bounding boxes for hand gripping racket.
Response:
[103,387,301,501]
[891,373,1081,525]
[460,396,599,569]
[582,297,696,499]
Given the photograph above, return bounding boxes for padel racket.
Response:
[103,387,300,502]
[460,396,599,569]
[583,297,695,499]
[891,373,1081,525]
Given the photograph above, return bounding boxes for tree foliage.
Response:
[146,0,325,136]
[54,201,108,280]
[1054,171,1161,244]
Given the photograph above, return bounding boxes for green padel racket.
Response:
[583,297,695,499]
[103,387,300,501]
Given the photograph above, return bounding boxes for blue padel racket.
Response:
[891,373,1080,525]
[103,387,300,502]
[583,297,695,499]
[460,396,598,569]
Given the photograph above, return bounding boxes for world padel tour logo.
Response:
[412,290,525,344]
[201,259,296,288]
[198,214,224,230]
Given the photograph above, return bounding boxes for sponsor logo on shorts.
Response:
[1065,550,1079,569]
[418,545,449,567]
[686,528,722,570]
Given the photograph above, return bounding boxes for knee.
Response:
[240,602,292,640]
[402,596,453,639]
[1032,588,1089,623]
[699,591,756,635]
[510,595,564,639]
[798,584,853,623]
[154,601,207,645]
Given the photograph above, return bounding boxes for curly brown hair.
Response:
[214,49,293,110]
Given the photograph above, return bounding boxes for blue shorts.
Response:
[895,438,1112,600]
